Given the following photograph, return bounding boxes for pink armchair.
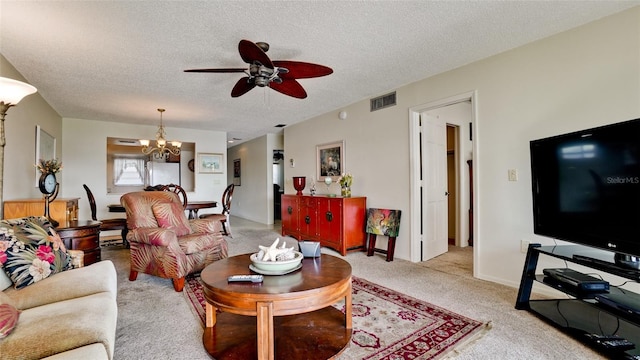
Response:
[121,191,228,291]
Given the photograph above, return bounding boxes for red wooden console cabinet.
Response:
[281,195,366,256]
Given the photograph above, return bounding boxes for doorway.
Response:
[447,125,457,245]
[408,91,477,274]
[273,150,284,220]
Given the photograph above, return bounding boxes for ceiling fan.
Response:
[184,40,333,99]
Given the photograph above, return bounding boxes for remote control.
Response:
[584,334,622,341]
[601,338,635,351]
[585,334,636,351]
[227,274,264,283]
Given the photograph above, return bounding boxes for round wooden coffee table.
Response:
[200,253,352,360]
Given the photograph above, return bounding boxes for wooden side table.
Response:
[201,253,352,360]
[56,220,102,266]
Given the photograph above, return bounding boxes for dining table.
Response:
[185,200,218,219]
[108,200,217,219]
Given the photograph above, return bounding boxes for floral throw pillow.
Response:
[0,217,72,289]
[152,202,193,237]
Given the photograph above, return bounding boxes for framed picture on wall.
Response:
[197,153,223,174]
[233,159,241,186]
[316,140,344,181]
[35,125,56,186]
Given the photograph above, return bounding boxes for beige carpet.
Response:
[184,274,490,359]
[103,217,605,360]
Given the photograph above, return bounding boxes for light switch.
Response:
[508,169,518,181]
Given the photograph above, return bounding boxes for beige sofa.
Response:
[1,260,118,359]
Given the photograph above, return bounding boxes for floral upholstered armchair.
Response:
[120,191,228,291]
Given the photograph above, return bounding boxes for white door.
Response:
[421,113,449,261]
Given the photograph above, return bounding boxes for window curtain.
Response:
[114,158,145,185]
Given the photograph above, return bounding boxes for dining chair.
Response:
[82,184,129,247]
[200,183,234,237]
[145,183,188,209]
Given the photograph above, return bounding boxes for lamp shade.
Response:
[0,77,37,105]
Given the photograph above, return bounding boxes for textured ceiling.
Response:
[1,1,638,146]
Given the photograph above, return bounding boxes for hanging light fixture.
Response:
[140,108,181,159]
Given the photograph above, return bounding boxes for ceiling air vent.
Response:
[370,91,396,112]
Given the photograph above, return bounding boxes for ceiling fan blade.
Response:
[231,77,256,97]
[239,39,273,68]
[269,79,307,99]
[184,68,247,73]
[273,61,333,79]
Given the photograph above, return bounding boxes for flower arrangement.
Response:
[339,172,353,188]
[36,158,63,174]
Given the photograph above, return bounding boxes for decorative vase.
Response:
[324,177,336,197]
[341,185,351,197]
[292,176,306,195]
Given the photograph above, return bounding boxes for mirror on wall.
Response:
[106,137,195,194]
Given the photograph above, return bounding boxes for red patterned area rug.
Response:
[184,275,490,359]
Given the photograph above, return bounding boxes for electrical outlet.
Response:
[508,169,518,181]
[521,239,529,253]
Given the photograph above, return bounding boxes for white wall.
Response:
[285,8,640,288]
[61,118,227,222]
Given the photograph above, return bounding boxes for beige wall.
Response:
[61,118,227,222]
[2,53,228,226]
[284,8,640,288]
[1,55,61,202]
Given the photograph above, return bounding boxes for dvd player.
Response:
[595,291,640,323]
[542,268,610,293]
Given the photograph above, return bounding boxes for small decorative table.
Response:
[56,220,102,266]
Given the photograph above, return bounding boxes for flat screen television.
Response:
[530,118,640,269]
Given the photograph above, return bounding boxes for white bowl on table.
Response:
[250,251,304,272]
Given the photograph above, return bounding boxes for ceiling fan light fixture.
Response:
[255,77,270,87]
[140,108,181,159]
[185,40,332,99]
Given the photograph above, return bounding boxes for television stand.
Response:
[516,244,640,358]
[572,254,640,280]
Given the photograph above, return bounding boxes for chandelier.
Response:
[140,108,181,158]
